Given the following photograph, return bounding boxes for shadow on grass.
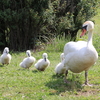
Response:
[17,68,28,70]
[45,74,83,95]
[32,70,39,73]
[32,69,47,73]
[17,68,31,71]
[0,64,4,67]
[52,74,65,78]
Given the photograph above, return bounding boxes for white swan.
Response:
[55,53,66,74]
[63,21,98,86]
[20,50,36,69]
[0,47,11,65]
[34,53,50,71]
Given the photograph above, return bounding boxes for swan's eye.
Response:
[82,25,87,30]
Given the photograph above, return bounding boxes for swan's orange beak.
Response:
[80,29,87,38]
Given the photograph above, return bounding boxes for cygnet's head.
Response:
[3,47,9,54]
[43,53,48,61]
[60,53,64,61]
[26,50,31,57]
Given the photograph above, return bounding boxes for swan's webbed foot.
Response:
[82,83,93,87]
[83,71,93,87]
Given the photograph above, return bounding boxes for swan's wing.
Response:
[64,41,87,56]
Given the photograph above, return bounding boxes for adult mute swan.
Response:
[34,53,50,71]
[0,47,11,65]
[55,53,66,75]
[20,50,36,69]
[63,21,98,86]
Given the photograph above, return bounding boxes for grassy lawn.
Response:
[0,10,100,100]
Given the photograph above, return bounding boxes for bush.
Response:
[43,0,99,41]
[0,0,99,51]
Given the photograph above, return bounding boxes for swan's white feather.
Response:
[35,53,50,71]
[0,47,11,65]
[20,50,36,69]
[63,21,98,85]
[55,53,66,74]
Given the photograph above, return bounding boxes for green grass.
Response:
[0,10,100,100]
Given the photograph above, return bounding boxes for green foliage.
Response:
[0,0,49,51]
[43,0,99,41]
[0,0,99,50]
[45,35,71,52]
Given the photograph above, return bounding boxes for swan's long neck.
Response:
[87,30,93,46]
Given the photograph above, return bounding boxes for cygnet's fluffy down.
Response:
[20,50,36,69]
[0,47,12,65]
[34,53,50,71]
[55,53,66,74]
